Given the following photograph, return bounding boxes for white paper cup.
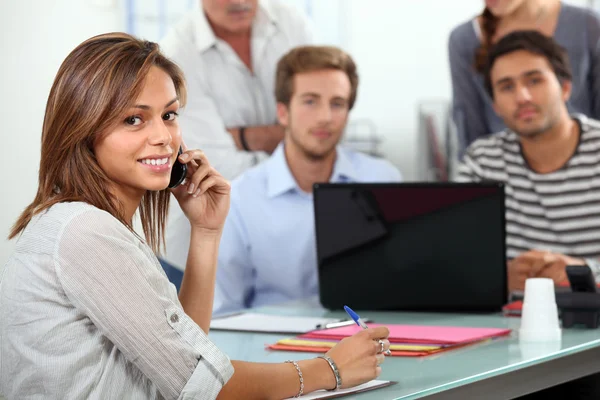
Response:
[519,278,561,342]
[525,277,557,303]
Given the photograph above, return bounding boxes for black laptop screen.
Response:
[313,183,507,312]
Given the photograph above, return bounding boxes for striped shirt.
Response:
[456,114,600,263]
[0,202,233,399]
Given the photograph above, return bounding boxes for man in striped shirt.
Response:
[456,30,600,293]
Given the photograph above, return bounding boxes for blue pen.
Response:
[344,305,391,355]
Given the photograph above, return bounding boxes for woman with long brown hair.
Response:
[449,0,600,156]
[0,33,390,399]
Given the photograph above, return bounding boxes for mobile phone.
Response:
[566,265,597,293]
[168,146,188,189]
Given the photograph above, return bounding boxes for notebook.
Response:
[502,300,523,317]
[210,313,345,334]
[283,380,396,400]
[299,323,512,344]
[267,323,511,358]
[277,338,442,351]
[268,342,442,357]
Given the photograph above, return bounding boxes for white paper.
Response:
[209,313,340,334]
[284,380,392,400]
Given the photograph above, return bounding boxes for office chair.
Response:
[158,258,183,293]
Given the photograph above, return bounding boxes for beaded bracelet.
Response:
[318,355,342,391]
[285,360,304,398]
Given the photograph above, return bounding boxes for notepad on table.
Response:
[503,300,523,317]
[267,323,511,357]
[277,338,442,351]
[283,379,396,400]
[209,313,344,334]
[269,337,444,357]
[267,337,481,357]
[299,323,511,344]
[268,342,442,357]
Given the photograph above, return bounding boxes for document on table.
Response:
[283,380,396,399]
[210,312,344,334]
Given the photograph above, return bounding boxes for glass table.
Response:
[209,303,600,399]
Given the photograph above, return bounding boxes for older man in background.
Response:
[160,0,314,272]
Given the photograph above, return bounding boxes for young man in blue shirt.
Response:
[214,45,402,313]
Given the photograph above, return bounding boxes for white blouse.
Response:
[0,202,233,399]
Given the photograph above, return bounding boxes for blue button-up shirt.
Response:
[214,143,402,313]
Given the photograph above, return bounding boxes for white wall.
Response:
[0,0,121,269]
[0,0,593,266]
[344,0,481,180]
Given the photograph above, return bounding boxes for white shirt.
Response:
[0,202,233,400]
[160,0,314,180]
[160,0,314,269]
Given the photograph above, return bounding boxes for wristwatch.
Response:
[239,126,251,151]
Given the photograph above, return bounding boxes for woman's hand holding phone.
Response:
[170,145,231,234]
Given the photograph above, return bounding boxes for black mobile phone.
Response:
[566,265,597,293]
[168,146,188,189]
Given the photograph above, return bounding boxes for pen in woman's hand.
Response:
[344,305,391,355]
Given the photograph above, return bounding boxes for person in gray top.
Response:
[0,32,391,400]
[449,0,600,156]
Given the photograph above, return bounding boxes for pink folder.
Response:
[300,323,511,344]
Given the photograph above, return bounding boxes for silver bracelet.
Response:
[285,360,304,397]
[318,355,342,391]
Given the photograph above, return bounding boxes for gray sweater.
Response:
[449,3,600,156]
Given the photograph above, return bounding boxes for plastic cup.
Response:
[519,278,561,342]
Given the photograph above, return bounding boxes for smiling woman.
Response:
[0,32,392,400]
[8,34,187,253]
[93,66,184,224]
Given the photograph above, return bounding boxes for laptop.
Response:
[313,182,507,313]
